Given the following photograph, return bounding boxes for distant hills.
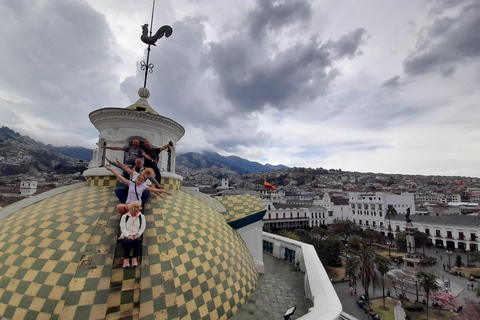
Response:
[177,151,287,174]
[55,146,94,160]
[0,126,287,175]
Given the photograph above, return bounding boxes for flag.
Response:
[264,182,275,190]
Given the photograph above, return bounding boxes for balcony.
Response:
[262,232,342,320]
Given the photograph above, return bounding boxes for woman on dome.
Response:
[105,166,172,215]
[118,201,145,268]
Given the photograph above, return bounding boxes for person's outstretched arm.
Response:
[105,157,122,169]
[105,166,130,185]
[114,157,134,177]
[102,145,124,150]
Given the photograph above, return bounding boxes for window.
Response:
[459,232,464,240]
[371,204,375,210]
[352,210,355,215]
[379,204,382,210]
[357,204,361,209]
[364,204,368,210]
[359,220,362,225]
[447,231,452,239]
[373,221,376,227]
[329,211,333,217]
[366,220,369,225]
[436,230,441,237]
[283,213,286,219]
[396,226,400,232]
[351,204,355,209]
[425,229,430,236]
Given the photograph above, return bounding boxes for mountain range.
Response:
[0,126,287,175]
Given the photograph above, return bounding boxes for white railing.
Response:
[262,232,343,320]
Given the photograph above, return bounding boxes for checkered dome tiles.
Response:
[140,190,259,320]
[0,183,260,319]
[217,194,266,222]
[0,186,117,320]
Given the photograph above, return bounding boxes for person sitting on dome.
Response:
[118,201,145,268]
[105,166,172,215]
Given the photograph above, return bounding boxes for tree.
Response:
[417,270,438,319]
[362,229,385,246]
[317,235,343,267]
[456,254,463,267]
[347,237,366,251]
[458,298,480,320]
[345,244,389,303]
[311,226,327,240]
[395,232,407,252]
[429,291,457,309]
[395,230,433,253]
[327,220,361,242]
[469,251,480,264]
[378,261,390,307]
[385,272,414,300]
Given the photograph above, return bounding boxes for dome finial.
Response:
[140,0,173,89]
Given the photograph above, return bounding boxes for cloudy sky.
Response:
[1,0,480,177]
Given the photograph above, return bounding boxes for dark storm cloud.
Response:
[121,0,366,152]
[331,28,366,59]
[211,28,365,112]
[0,0,119,136]
[403,1,480,76]
[382,75,402,88]
[247,0,312,41]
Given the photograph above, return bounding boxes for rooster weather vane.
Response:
[140,0,173,89]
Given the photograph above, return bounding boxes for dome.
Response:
[0,184,260,319]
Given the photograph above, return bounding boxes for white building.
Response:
[348,192,415,236]
[389,214,480,251]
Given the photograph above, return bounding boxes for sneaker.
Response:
[131,258,138,267]
[123,260,130,268]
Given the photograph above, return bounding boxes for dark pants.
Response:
[120,237,142,259]
[115,188,150,204]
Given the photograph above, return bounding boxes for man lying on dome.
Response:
[118,201,145,268]
[105,156,161,188]
[105,166,172,215]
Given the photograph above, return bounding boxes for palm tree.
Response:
[345,244,390,304]
[378,262,390,307]
[417,270,438,319]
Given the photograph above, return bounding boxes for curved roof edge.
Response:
[0,182,86,222]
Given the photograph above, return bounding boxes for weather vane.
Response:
[140,0,173,89]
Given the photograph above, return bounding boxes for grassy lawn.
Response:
[450,266,480,278]
[370,297,458,320]
[325,260,347,281]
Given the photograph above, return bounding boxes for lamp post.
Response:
[466,249,470,268]
[387,241,391,258]
[415,279,419,302]
[447,250,452,270]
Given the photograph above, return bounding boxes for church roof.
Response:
[0,184,259,319]
[125,97,160,116]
